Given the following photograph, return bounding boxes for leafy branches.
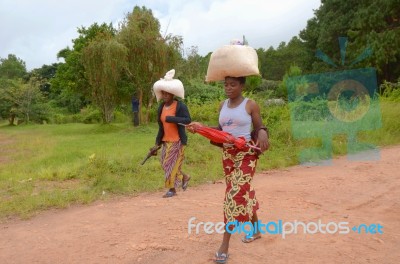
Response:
[82,33,128,123]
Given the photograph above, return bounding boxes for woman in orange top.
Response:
[153,70,191,198]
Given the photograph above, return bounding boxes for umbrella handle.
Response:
[179,123,201,134]
[247,144,261,151]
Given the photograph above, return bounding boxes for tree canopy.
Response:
[0,54,27,80]
[1,3,399,125]
[299,0,400,81]
[82,33,128,123]
[118,6,183,123]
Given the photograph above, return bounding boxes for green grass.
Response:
[0,122,224,219]
[0,98,399,219]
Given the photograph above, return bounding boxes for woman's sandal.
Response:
[162,190,176,198]
[241,234,261,243]
[215,252,229,263]
[182,175,191,191]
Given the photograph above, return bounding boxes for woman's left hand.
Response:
[256,129,269,152]
[186,122,203,133]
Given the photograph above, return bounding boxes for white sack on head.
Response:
[205,42,260,82]
[153,69,185,102]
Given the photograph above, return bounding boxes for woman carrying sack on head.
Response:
[186,39,269,264]
[153,69,192,198]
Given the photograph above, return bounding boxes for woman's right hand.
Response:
[149,145,161,155]
[185,122,203,133]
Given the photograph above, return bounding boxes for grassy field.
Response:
[0,98,399,219]
[0,123,226,219]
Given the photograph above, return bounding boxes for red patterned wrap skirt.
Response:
[222,144,259,223]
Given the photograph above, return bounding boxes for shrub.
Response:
[113,110,129,123]
[289,98,331,121]
[80,107,101,124]
[254,79,281,93]
[380,81,400,102]
[185,80,225,104]
[187,100,220,124]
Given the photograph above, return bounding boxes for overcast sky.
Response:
[0,0,321,71]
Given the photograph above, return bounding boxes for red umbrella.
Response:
[181,123,260,151]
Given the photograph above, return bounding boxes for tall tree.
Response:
[117,6,182,123]
[178,46,206,82]
[300,0,361,72]
[0,54,27,79]
[300,0,400,82]
[29,63,61,96]
[348,0,400,82]
[82,33,128,123]
[51,23,116,113]
[0,78,18,123]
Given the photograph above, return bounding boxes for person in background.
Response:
[132,96,139,127]
[153,69,192,198]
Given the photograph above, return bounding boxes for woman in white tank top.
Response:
[187,76,269,263]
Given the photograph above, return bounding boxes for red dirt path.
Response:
[1,146,399,263]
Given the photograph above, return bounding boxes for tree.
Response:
[82,33,128,123]
[178,46,203,82]
[51,23,116,113]
[50,48,86,113]
[298,17,320,73]
[117,6,183,124]
[0,78,18,123]
[258,37,308,81]
[300,0,361,73]
[299,0,400,82]
[0,77,47,124]
[29,63,61,96]
[348,0,400,82]
[0,54,27,79]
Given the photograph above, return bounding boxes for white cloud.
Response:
[0,0,320,70]
[157,0,320,55]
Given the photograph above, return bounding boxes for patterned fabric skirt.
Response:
[161,141,185,189]
[222,144,259,223]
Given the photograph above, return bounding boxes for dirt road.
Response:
[1,146,399,264]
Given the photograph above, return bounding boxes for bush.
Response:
[51,113,82,124]
[279,65,303,99]
[51,106,101,124]
[289,98,331,121]
[80,107,102,124]
[113,110,129,123]
[185,80,225,104]
[380,81,400,102]
[187,100,220,124]
[254,79,281,93]
[244,76,262,92]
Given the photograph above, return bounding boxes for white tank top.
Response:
[219,98,252,141]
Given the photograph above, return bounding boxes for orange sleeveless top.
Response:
[161,101,179,142]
